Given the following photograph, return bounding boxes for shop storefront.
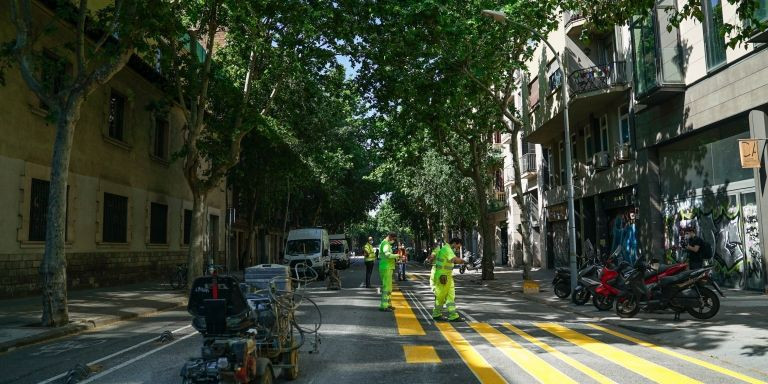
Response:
[599,187,638,263]
[659,119,764,290]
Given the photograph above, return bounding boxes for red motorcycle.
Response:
[593,258,689,308]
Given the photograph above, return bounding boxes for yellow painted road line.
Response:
[537,322,701,384]
[403,345,441,363]
[588,323,768,384]
[470,323,576,384]
[390,290,426,336]
[435,322,508,384]
[502,323,617,384]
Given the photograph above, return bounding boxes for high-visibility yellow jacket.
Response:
[363,243,376,262]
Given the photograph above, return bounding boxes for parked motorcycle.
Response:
[614,260,725,320]
[553,267,571,298]
[594,257,688,311]
[459,251,483,274]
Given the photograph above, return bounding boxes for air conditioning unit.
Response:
[593,151,610,170]
[614,143,632,163]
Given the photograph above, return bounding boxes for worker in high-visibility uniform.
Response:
[363,237,376,288]
[378,232,399,311]
[432,238,466,321]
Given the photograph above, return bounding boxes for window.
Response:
[702,0,727,70]
[28,179,70,241]
[153,116,169,159]
[183,209,192,245]
[548,68,563,93]
[102,193,128,243]
[599,115,609,152]
[558,141,565,185]
[150,202,168,244]
[757,0,768,22]
[584,125,594,160]
[619,106,631,145]
[571,133,578,163]
[630,1,685,99]
[493,131,501,144]
[108,90,126,141]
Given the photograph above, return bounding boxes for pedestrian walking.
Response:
[363,236,376,288]
[378,232,399,312]
[396,242,408,281]
[432,238,466,322]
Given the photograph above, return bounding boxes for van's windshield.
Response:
[286,239,321,255]
[330,242,345,253]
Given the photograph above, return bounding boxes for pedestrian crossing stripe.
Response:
[436,322,508,384]
[587,323,768,384]
[390,290,426,336]
[537,322,702,384]
[403,345,441,363]
[501,323,617,384]
[470,323,576,384]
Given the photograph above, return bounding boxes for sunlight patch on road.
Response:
[470,323,576,384]
[588,323,768,384]
[537,322,702,384]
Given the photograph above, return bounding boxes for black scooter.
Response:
[615,259,725,320]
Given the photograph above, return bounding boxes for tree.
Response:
[348,0,557,280]
[155,0,343,282]
[3,0,173,327]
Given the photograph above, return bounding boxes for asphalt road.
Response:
[2,258,768,384]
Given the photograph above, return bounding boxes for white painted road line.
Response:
[37,325,192,384]
[79,331,198,383]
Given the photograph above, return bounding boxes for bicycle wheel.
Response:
[170,269,185,290]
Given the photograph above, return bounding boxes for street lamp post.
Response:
[482,10,579,291]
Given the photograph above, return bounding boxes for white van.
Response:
[329,234,350,269]
[284,228,330,280]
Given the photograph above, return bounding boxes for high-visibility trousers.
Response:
[379,267,394,309]
[433,275,458,320]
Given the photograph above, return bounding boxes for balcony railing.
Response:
[521,153,537,174]
[568,61,628,95]
[564,10,585,29]
[488,190,507,212]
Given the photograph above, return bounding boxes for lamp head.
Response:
[481,9,508,22]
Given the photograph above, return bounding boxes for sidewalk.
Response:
[0,282,188,354]
[454,266,768,373]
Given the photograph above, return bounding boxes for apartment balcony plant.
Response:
[488,190,508,212]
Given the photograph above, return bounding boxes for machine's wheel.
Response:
[283,347,299,380]
[254,358,273,384]
[459,265,466,274]
[571,285,590,305]
[553,282,570,299]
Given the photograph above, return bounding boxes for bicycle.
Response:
[169,264,188,290]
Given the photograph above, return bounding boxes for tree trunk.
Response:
[473,177,495,280]
[505,117,534,280]
[187,191,208,284]
[40,100,83,327]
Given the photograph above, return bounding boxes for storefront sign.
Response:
[547,204,567,221]
[738,139,761,168]
[601,187,635,210]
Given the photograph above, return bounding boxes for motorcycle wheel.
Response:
[592,295,614,311]
[554,282,570,299]
[616,296,640,318]
[459,265,466,274]
[571,285,591,305]
[686,286,720,320]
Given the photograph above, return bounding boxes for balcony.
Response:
[568,61,628,96]
[504,165,516,186]
[525,62,630,144]
[564,10,586,39]
[521,153,537,179]
[488,190,507,212]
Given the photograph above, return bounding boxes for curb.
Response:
[0,299,187,354]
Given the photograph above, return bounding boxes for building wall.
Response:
[0,4,226,297]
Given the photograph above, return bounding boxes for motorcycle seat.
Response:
[643,263,682,279]
[555,267,570,274]
[659,270,694,286]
